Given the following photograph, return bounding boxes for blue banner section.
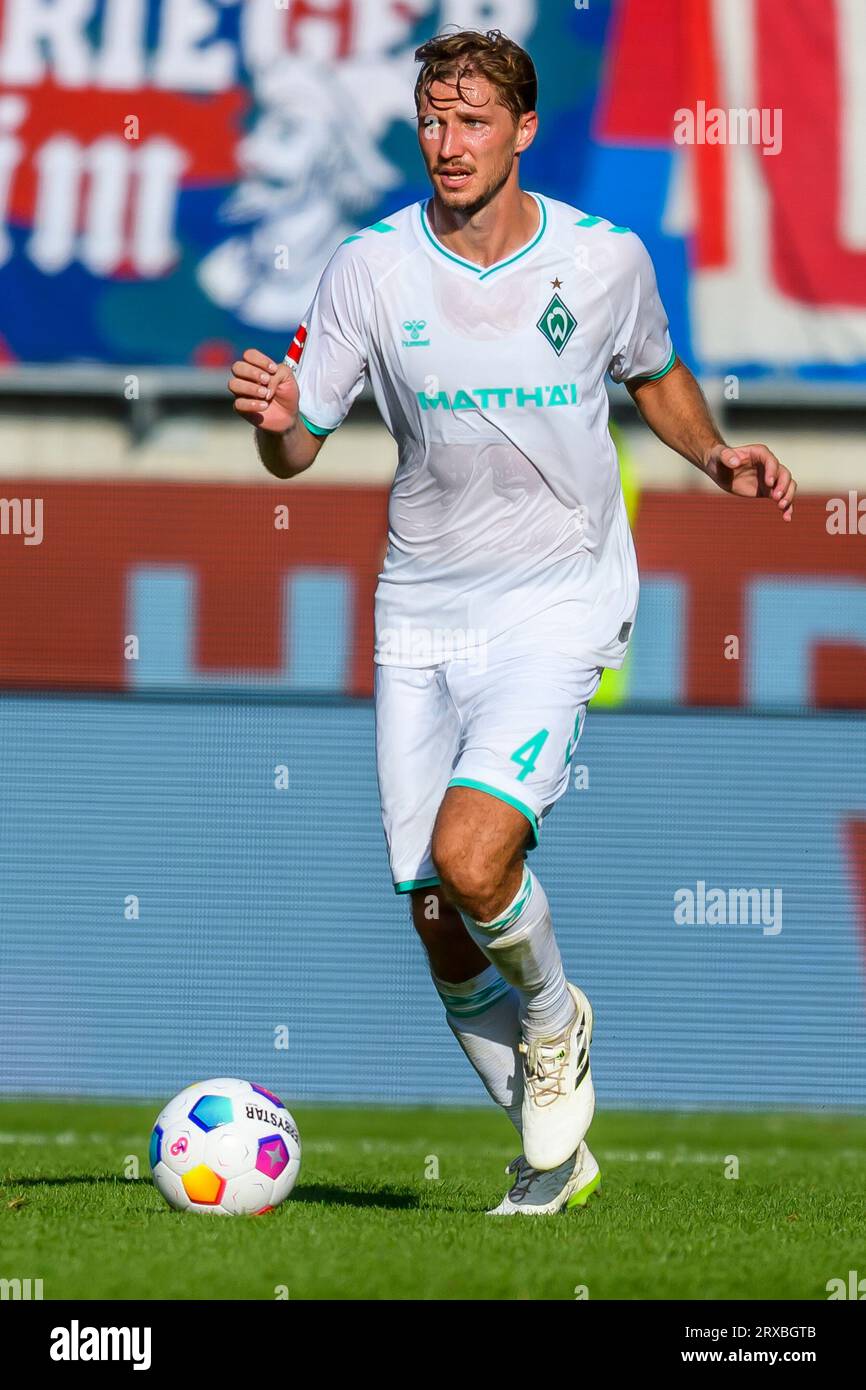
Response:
[0,0,617,368]
[2,0,864,378]
[2,696,865,1109]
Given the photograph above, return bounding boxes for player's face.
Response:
[417,76,532,214]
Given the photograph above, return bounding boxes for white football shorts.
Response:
[374,616,603,893]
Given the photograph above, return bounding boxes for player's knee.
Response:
[431,836,499,919]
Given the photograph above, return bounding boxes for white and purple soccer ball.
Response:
[149,1078,301,1215]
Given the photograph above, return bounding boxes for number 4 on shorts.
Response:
[510,728,549,782]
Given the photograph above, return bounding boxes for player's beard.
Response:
[437,148,517,218]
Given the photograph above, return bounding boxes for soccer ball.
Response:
[149,1077,301,1215]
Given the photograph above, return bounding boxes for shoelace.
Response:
[518,1037,570,1105]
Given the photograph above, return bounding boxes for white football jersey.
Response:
[291,191,675,668]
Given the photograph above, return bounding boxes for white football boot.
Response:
[486,1142,601,1216]
[519,982,594,1171]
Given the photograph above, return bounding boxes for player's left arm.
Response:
[625,360,797,522]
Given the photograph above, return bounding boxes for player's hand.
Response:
[703,442,797,521]
[228,349,299,433]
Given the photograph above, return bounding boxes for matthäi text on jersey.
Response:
[418,383,581,411]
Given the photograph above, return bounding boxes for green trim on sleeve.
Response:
[633,346,677,383]
[446,778,540,847]
[299,412,336,437]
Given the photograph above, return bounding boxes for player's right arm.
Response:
[230,241,371,480]
[228,349,325,478]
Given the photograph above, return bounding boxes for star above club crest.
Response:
[551,277,563,289]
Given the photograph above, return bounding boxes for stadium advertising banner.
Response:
[0,0,865,380]
[2,697,866,1110]
[2,485,865,709]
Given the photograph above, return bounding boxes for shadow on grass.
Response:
[292,1183,419,1210]
[3,1175,152,1187]
[2,1176,422,1212]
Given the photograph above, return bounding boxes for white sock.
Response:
[432,965,523,1135]
[458,865,575,1042]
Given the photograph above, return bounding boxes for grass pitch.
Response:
[1,1101,864,1300]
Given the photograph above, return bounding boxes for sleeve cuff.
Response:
[630,346,677,383]
[299,411,337,437]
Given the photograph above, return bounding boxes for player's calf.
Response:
[409,887,523,1134]
[409,886,488,981]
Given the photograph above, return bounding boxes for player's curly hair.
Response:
[413,28,538,123]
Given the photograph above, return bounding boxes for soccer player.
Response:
[228,29,797,1216]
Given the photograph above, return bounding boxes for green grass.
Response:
[1,1101,864,1300]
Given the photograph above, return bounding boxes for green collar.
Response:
[419,192,547,281]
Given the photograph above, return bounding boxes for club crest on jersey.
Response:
[536,294,577,356]
[401,319,430,348]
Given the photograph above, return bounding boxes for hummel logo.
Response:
[401,319,430,348]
